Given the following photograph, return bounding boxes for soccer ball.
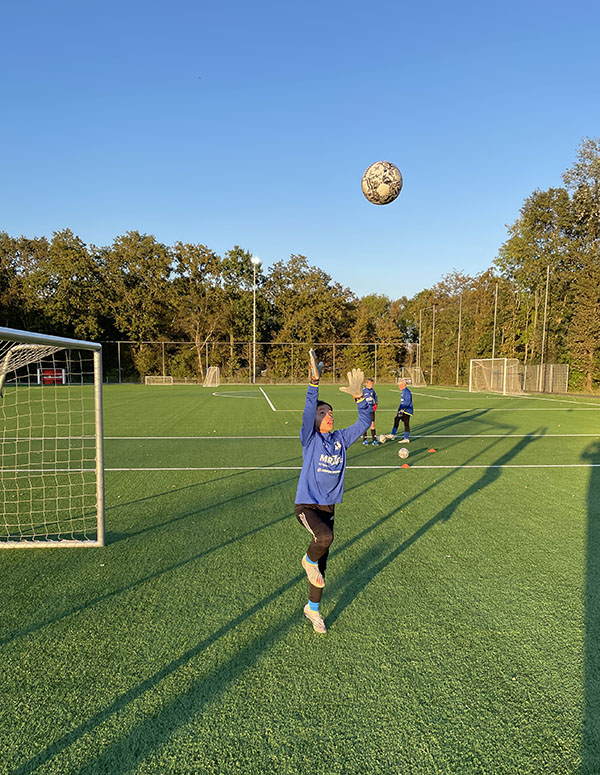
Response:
[361,161,403,205]
[398,447,409,459]
[378,434,387,444]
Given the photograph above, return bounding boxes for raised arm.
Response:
[339,368,372,447]
[299,350,323,445]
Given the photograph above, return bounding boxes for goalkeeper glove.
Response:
[309,349,324,382]
[339,368,364,399]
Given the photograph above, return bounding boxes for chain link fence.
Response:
[102,341,420,384]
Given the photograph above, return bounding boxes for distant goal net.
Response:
[203,366,220,387]
[145,375,174,385]
[0,327,105,548]
[398,367,426,386]
[469,358,524,395]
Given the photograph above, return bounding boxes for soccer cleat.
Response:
[363,439,369,445]
[386,433,396,440]
[302,555,325,588]
[304,603,327,633]
[372,439,379,446]
[399,438,410,443]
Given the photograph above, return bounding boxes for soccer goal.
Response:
[145,375,174,385]
[399,367,426,386]
[0,327,105,548]
[203,366,220,387]
[469,358,523,395]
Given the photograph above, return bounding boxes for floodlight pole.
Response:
[456,294,462,386]
[251,256,261,384]
[492,282,498,360]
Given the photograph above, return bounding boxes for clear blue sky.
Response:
[2,0,599,299]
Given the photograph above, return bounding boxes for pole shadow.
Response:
[582,440,600,774]
[327,429,546,628]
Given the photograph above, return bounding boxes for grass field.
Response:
[2,383,600,774]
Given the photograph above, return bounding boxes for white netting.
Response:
[0,333,103,546]
[521,364,569,393]
[203,366,220,387]
[399,366,426,386]
[469,358,524,395]
[145,375,174,385]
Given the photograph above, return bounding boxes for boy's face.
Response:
[398,380,407,389]
[366,380,374,389]
[316,403,334,432]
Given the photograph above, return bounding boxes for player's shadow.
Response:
[582,440,600,774]
[0,466,396,649]
[326,429,546,629]
[11,469,401,775]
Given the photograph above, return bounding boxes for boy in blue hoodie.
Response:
[387,378,414,442]
[295,350,372,633]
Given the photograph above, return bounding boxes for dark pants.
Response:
[393,410,411,436]
[295,503,335,603]
[362,410,376,440]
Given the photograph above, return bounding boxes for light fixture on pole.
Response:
[251,256,261,384]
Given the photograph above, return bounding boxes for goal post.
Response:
[145,375,174,385]
[469,357,523,395]
[0,327,105,548]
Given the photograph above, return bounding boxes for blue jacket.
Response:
[362,386,378,409]
[398,386,413,415]
[295,384,372,506]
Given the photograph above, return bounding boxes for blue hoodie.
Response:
[295,383,372,506]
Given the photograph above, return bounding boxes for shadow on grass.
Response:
[326,429,545,628]
[10,467,400,775]
[583,440,600,774]
[0,467,396,649]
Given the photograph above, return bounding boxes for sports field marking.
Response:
[99,432,599,440]
[211,390,261,399]
[393,389,450,400]
[259,386,277,412]
[274,407,600,412]
[99,463,600,471]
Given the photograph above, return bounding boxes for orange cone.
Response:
[401,463,410,469]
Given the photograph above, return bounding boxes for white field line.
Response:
[100,433,600,440]
[391,389,450,400]
[259,386,277,412]
[212,391,260,399]
[5,464,600,473]
[99,463,600,471]
[273,407,600,412]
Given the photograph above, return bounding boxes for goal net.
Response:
[203,366,220,387]
[0,327,105,548]
[399,367,426,386]
[145,375,174,385]
[522,364,569,393]
[469,358,524,395]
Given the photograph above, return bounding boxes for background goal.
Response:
[203,366,220,387]
[0,327,105,547]
[469,358,524,395]
[145,375,174,385]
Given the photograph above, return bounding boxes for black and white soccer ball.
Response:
[361,161,403,205]
[398,447,409,459]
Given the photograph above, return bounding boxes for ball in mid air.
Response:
[398,447,409,459]
[361,161,403,205]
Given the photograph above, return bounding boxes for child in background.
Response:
[388,378,413,443]
[361,377,379,445]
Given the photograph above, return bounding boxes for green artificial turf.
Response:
[1,384,599,774]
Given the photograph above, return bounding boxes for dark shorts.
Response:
[295,503,335,575]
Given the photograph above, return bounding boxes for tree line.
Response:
[1,138,598,389]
